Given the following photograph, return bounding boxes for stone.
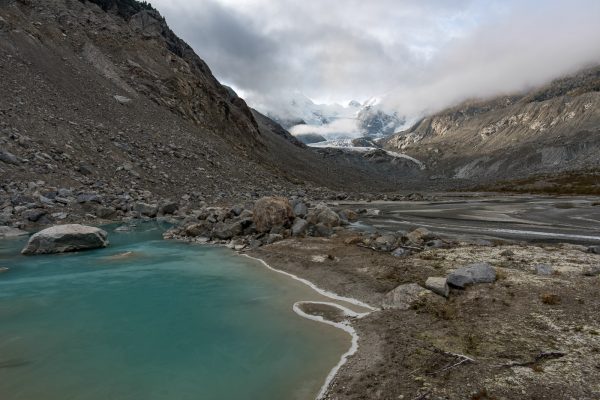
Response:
[0,226,28,238]
[425,239,447,249]
[533,264,554,276]
[213,221,243,240]
[313,223,333,237]
[406,227,434,244]
[582,265,600,277]
[160,202,179,215]
[382,283,436,310]
[391,247,411,257]
[447,262,497,288]
[266,233,284,244]
[23,209,47,222]
[291,218,309,237]
[51,212,68,220]
[425,277,450,298]
[21,224,108,255]
[95,206,116,219]
[315,206,341,227]
[375,234,398,251]
[293,202,308,218]
[184,221,212,237]
[0,267,8,274]
[57,188,72,197]
[500,249,515,257]
[11,194,35,206]
[0,149,19,165]
[77,193,102,204]
[253,197,294,233]
[230,204,244,216]
[114,95,132,104]
[588,246,600,254]
[133,202,158,218]
[78,164,93,175]
[339,209,358,222]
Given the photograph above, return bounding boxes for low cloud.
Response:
[152,0,600,121]
[290,119,362,140]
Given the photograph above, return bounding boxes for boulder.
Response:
[406,227,434,245]
[133,202,158,218]
[293,202,308,218]
[316,207,341,227]
[382,283,437,310]
[291,218,309,237]
[0,149,20,165]
[339,209,358,222]
[391,247,411,257]
[425,277,450,298]
[160,202,179,215]
[375,234,398,251]
[95,206,116,219]
[213,221,243,240]
[588,246,600,255]
[447,262,496,289]
[23,209,47,222]
[533,264,554,276]
[253,197,294,233]
[184,221,212,237]
[313,223,333,237]
[77,193,103,204]
[21,224,108,255]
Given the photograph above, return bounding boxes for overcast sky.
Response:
[151,0,600,117]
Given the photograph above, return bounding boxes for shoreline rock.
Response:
[21,224,109,255]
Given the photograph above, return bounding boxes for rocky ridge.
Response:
[383,66,600,184]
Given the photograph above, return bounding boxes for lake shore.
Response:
[247,230,600,399]
[5,195,600,399]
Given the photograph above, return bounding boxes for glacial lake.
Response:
[0,222,350,400]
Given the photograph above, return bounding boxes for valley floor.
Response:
[248,196,600,400]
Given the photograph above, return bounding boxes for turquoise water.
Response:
[0,223,349,400]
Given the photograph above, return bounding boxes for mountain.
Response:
[264,94,405,139]
[0,0,423,227]
[383,66,600,184]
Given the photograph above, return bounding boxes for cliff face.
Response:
[384,66,600,182]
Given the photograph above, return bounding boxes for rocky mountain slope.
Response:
[0,0,426,229]
[383,66,600,184]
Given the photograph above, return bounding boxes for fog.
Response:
[152,0,600,121]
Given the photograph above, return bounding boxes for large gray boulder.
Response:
[447,262,496,288]
[382,283,438,310]
[22,224,108,255]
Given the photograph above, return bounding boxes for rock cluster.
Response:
[358,226,450,257]
[164,197,352,249]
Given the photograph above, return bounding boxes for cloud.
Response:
[151,0,600,120]
[290,119,362,140]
